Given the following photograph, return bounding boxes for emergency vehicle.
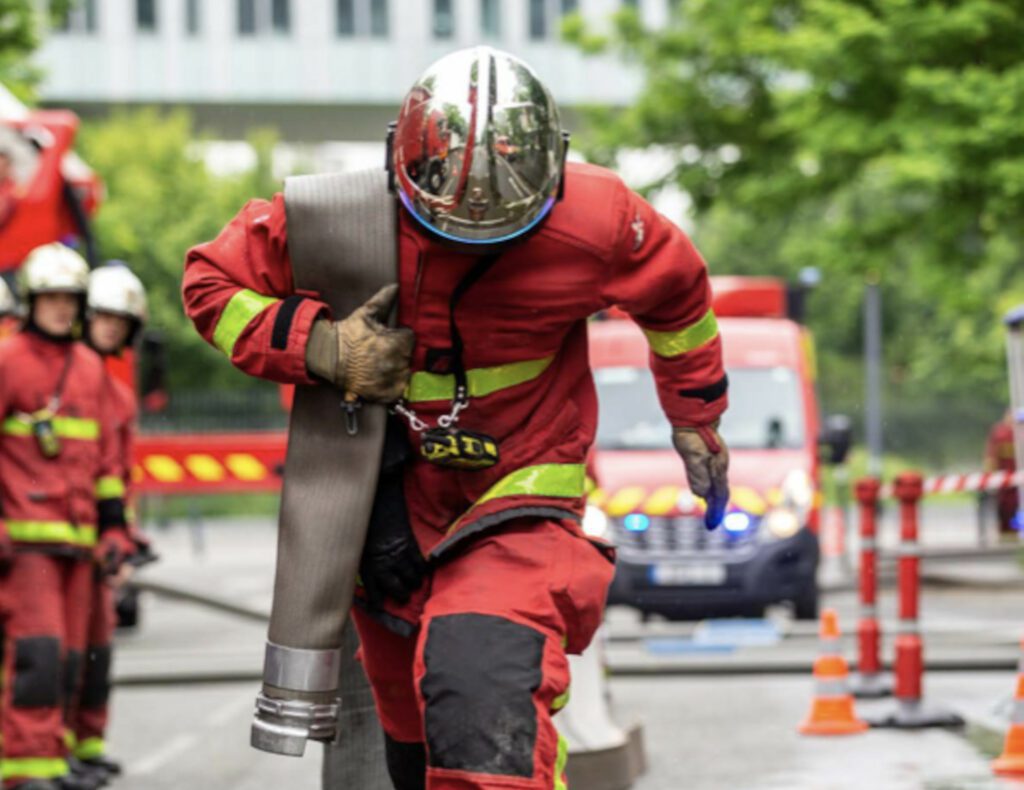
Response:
[586,277,848,620]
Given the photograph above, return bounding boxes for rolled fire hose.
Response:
[250,168,396,763]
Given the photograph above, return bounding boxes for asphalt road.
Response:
[96,513,1024,789]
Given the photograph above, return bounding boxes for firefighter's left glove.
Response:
[94,529,137,576]
[672,423,730,530]
[305,284,415,403]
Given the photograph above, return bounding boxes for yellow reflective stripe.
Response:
[95,476,126,499]
[74,737,106,761]
[2,757,69,780]
[476,463,586,507]
[6,520,97,547]
[644,485,680,516]
[406,356,554,403]
[552,689,571,711]
[212,289,280,356]
[606,486,647,517]
[642,310,719,357]
[64,729,77,750]
[553,734,569,790]
[2,416,99,440]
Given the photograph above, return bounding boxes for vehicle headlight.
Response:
[765,508,801,539]
[583,505,610,539]
[764,470,814,540]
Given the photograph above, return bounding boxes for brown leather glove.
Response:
[672,423,730,530]
[305,284,415,403]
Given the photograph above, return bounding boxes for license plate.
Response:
[649,563,727,586]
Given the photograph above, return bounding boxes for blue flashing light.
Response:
[624,513,651,533]
[723,511,752,534]
[1012,510,1024,533]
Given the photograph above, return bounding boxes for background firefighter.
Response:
[182,47,730,790]
[63,262,151,784]
[985,409,1019,533]
[0,244,133,790]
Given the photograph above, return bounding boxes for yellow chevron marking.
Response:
[606,486,647,517]
[184,454,226,483]
[225,454,267,481]
[143,455,185,483]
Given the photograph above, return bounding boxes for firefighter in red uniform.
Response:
[985,409,1019,533]
[183,48,730,789]
[0,244,133,790]
[64,263,149,783]
[0,276,18,339]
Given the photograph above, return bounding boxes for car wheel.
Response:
[793,585,819,621]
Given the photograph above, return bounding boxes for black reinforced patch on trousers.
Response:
[271,295,306,350]
[385,734,426,790]
[80,645,112,710]
[421,613,544,778]
[12,636,61,708]
[97,498,126,530]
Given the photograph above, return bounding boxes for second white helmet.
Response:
[88,262,147,323]
[18,243,90,298]
[0,277,16,317]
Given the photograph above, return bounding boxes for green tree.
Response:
[76,108,282,391]
[0,0,72,101]
[567,0,1024,407]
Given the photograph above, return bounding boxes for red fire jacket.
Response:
[183,162,727,559]
[0,332,125,550]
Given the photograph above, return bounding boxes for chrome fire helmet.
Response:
[389,46,569,247]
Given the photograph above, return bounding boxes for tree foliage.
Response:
[0,0,72,101]
[76,109,281,390]
[567,0,1024,406]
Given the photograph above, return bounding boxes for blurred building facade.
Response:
[37,0,669,141]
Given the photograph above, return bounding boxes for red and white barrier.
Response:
[882,469,1023,498]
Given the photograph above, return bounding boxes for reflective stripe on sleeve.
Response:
[2,415,100,440]
[406,355,555,403]
[477,463,587,507]
[642,310,719,357]
[96,476,126,499]
[1,757,70,780]
[6,520,98,547]
[212,289,281,357]
[554,734,569,790]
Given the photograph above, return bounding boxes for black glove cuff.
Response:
[97,498,126,532]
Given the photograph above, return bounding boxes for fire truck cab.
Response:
[588,276,837,620]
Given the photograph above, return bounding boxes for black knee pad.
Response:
[421,613,544,778]
[80,645,112,710]
[385,734,426,790]
[12,636,61,708]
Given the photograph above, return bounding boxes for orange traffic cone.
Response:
[993,639,1024,776]
[798,609,869,736]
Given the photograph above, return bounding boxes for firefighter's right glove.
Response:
[305,284,415,403]
[672,423,731,531]
[0,521,13,577]
[94,529,137,576]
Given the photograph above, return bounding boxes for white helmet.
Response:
[0,277,15,317]
[88,262,147,323]
[18,243,90,298]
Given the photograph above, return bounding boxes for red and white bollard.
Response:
[872,472,963,728]
[849,477,891,699]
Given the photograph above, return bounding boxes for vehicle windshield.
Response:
[594,366,806,450]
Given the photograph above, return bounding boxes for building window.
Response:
[136,0,157,32]
[186,0,200,34]
[369,0,388,37]
[561,0,578,13]
[238,0,256,34]
[622,0,639,7]
[481,0,500,38]
[337,0,355,35]
[528,0,546,39]
[53,0,98,33]
[433,0,454,39]
[271,0,290,32]
[238,0,289,36]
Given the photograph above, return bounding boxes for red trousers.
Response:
[67,577,115,760]
[1,553,92,787]
[353,519,614,790]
